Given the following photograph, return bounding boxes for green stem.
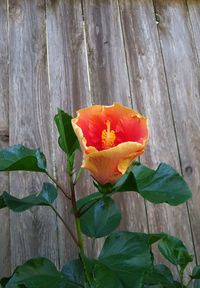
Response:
[69,174,84,250]
[46,171,71,200]
[51,205,79,247]
[73,168,83,185]
[177,266,184,288]
[69,175,91,287]
[75,217,84,252]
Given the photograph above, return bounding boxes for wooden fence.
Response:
[0,0,200,278]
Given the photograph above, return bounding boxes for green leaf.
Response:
[54,109,80,156]
[114,162,192,206]
[0,196,6,209]
[192,265,200,279]
[194,279,200,288]
[76,192,102,211]
[0,145,46,172]
[158,234,193,270]
[5,258,79,288]
[0,277,10,288]
[90,261,124,288]
[62,259,84,287]
[98,231,160,288]
[143,264,175,287]
[0,183,57,212]
[80,197,121,238]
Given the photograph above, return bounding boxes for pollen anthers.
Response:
[101,120,116,149]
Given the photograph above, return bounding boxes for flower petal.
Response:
[82,142,146,184]
[72,103,149,184]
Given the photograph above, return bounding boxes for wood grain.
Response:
[83,0,148,235]
[0,0,10,277]
[118,0,194,274]
[187,0,200,61]
[9,0,59,269]
[46,0,93,266]
[0,0,200,278]
[154,0,200,263]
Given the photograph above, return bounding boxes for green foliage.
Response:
[54,109,80,156]
[0,109,195,288]
[0,183,57,212]
[97,231,159,287]
[143,264,175,287]
[54,109,80,174]
[62,259,84,287]
[113,162,192,206]
[80,197,121,238]
[3,258,79,288]
[158,234,193,270]
[194,280,200,288]
[76,192,102,211]
[192,266,200,279]
[0,145,46,172]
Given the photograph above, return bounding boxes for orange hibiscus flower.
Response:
[72,103,148,185]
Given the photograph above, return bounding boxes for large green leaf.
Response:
[80,197,121,238]
[143,264,175,287]
[192,266,200,279]
[0,145,46,172]
[4,258,79,288]
[0,183,57,212]
[98,231,162,288]
[90,262,124,288]
[62,259,84,287]
[76,192,102,211]
[54,109,80,156]
[114,162,192,206]
[158,234,193,270]
[194,280,200,288]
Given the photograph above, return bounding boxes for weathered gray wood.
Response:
[46,0,92,266]
[83,0,148,235]
[0,0,199,277]
[0,0,10,277]
[9,0,59,269]
[187,1,200,61]
[118,0,195,273]
[154,0,200,263]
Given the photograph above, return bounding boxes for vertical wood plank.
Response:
[83,0,148,233]
[187,0,200,60]
[0,0,10,277]
[46,0,92,267]
[154,0,200,263]
[118,0,194,272]
[9,0,59,269]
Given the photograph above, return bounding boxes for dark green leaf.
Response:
[54,109,80,156]
[98,231,160,288]
[0,183,57,212]
[194,279,200,288]
[0,277,10,287]
[0,145,46,172]
[173,282,186,288]
[62,259,84,287]
[90,261,123,288]
[143,264,175,287]
[80,197,121,238]
[114,162,192,206]
[192,265,200,279]
[5,258,79,288]
[0,195,6,209]
[76,192,102,211]
[143,285,163,288]
[158,234,193,270]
